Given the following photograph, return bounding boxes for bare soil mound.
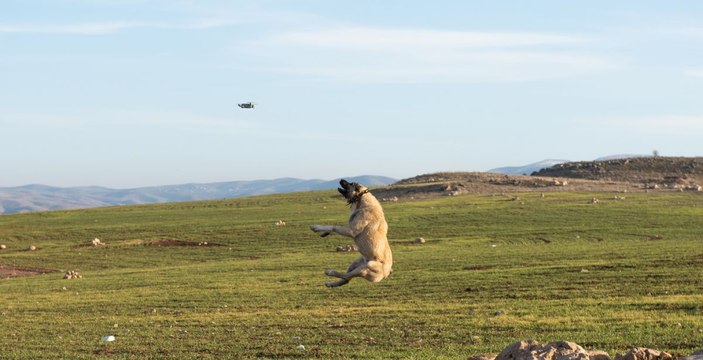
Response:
[0,265,54,279]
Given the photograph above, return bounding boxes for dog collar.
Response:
[347,189,370,205]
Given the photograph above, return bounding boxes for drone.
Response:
[238,102,256,109]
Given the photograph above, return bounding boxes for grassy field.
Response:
[0,189,702,359]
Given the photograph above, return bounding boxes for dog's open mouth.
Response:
[338,179,351,198]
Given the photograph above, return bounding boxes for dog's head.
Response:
[338,179,369,204]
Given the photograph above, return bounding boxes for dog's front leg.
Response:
[310,225,354,238]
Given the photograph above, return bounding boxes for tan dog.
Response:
[311,179,393,287]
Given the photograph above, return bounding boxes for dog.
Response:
[311,179,393,287]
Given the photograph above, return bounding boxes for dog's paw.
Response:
[310,225,331,237]
[324,269,336,276]
[326,279,348,288]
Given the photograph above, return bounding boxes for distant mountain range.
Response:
[0,154,659,215]
[0,175,397,215]
[489,159,570,175]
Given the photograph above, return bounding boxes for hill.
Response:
[532,156,703,189]
[0,175,396,214]
[372,157,703,200]
[372,172,640,201]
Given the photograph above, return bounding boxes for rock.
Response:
[414,237,426,244]
[63,270,82,279]
[29,245,37,251]
[495,339,541,360]
[495,340,603,360]
[101,335,116,342]
[589,351,612,360]
[335,244,357,252]
[275,220,286,226]
[0,244,6,250]
[477,340,698,360]
[92,238,104,246]
[615,348,672,360]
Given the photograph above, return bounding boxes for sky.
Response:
[2,1,702,188]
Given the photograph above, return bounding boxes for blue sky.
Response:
[2,1,702,188]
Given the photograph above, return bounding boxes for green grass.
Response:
[0,191,702,359]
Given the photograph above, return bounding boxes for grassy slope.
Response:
[0,191,702,359]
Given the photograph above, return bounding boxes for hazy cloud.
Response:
[249,26,616,83]
[0,19,244,35]
[613,115,703,136]
[684,68,703,78]
[276,27,584,50]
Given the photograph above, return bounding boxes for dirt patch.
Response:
[0,265,54,279]
[463,265,496,271]
[144,239,224,247]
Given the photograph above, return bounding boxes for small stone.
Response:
[414,237,426,244]
[589,350,611,360]
[615,347,672,360]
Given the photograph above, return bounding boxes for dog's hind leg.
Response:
[360,260,389,283]
[325,278,349,288]
[325,256,366,287]
[324,256,370,287]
